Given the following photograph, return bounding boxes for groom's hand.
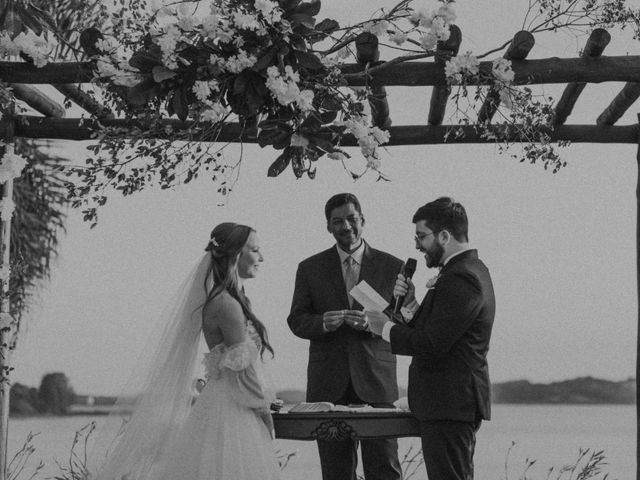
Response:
[323,310,345,332]
[394,273,416,307]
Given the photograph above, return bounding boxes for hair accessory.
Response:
[205,237,221,252]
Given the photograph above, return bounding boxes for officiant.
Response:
[287,193,404,480]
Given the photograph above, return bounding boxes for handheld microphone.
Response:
[394,258,417,314]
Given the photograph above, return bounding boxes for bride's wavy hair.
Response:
[203,222,274,357]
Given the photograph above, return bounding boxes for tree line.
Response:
[9,372,75,416]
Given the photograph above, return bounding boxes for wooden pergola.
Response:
[0,26,638,479]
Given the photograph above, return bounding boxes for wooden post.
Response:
[0,113,15,480]
[428,25,461,126]
[555,29,611,125]
[355,32,391,129]
[597,83,640,126]
[637,114,640,480]
[477,31,535,123]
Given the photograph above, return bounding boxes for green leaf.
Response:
[278,0,302,13]
[320,110,338,124]
[268,147,293,177]
[126,77,158,106]
[152,66,177,83]
[252,46,277,73]
[316,18,340,33]
[291,147,306,178]
[171,87,189,121]
[258,128,291,148]
[129,45,163,73]
[289,13,316,29]
[295,50,324,71]
[293,0,321,17]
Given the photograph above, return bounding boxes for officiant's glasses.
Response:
[415,231,440,243]
[330,215,363,228]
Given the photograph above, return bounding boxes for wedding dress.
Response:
[154,322,281,480]
[91,255,281,480]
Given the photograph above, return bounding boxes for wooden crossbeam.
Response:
[428,25,462,126]
[52,84,114,119]
[8,116,638,145]
[3,56,640,86]
[10,84,64,118]
[597,83,640,125]
[477,31,535,123]
[554,29,611,125]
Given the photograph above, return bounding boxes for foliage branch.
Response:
[0,0,639,224]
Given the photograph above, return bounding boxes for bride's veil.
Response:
[89,253,211,480]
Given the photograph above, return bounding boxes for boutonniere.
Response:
[426,274,440,289]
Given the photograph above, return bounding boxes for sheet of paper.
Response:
[349,280,389,312]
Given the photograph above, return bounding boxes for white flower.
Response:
[94,37,119,55]
[0,145,27,183]
[0,199,14,221]
[0,265,10,282]
[426,274,440,289]
[498,86,515,110]
[366,155,382,170]
[492,58,515,84]
[200,103,227,122]
[419,32,438,51]
[444,52,480,84]
[201,14,220,38]
[436,4,457,23]
[12,30,57,67]
[371,126,390,144]
[0,33,20,57]
[255,0,283,24]
[290,133,309,147]
[409,8,432,27]
[233,11,260,30]
[363,20,388,37]
[296,89,315,112]
[388,32,407,46]
[193,81,212,102]
[225,51,257,73]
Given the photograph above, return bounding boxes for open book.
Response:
[287,402,400,413]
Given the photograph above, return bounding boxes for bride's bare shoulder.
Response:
[203,291,244,326]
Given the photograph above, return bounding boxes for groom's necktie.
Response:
[344,256,358,307]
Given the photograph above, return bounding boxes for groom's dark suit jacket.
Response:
[288,242,403,403]
[390,250,495,422]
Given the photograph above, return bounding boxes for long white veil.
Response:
[90,253,211,480]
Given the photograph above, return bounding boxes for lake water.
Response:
[7,405,635,479]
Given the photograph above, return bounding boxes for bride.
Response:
[93,222,281,480]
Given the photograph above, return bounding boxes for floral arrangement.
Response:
[0,0,637,224]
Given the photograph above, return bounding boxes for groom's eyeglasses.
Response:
[414,231,440,243]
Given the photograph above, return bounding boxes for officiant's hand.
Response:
[323,310,346,332]
[366,311,392,336]
[393,273,416,307]
[343,310,368,331]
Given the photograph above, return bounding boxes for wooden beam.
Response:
[355,32,391,129]
[10,84,65,118]
[52,84,114,119]
[597,83,640,126]
[8,116,639,145]
[636,113,640,480]
[3,55,640,86]
[428,25,462,126]
[478,31,535,123]
[554,29,611,125]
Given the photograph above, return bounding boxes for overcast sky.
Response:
[11,0,640,395]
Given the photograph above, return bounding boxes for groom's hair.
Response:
[413,197,469,242]
[324,193,362,221]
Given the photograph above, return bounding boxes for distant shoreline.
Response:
[11,376,635,418]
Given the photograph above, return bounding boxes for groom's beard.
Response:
[424,242,445,269]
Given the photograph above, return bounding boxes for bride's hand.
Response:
[258,408,275,439]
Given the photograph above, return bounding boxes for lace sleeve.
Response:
[219,339,258,371]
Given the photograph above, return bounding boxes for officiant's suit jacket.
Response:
[390,249,495,422]
[288,242,403,403]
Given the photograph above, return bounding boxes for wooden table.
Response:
[273,411,421,441]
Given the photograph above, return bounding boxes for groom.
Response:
[288,193,403,480]
[368,197,495,480]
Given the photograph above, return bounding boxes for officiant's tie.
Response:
[344,256,358,307]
